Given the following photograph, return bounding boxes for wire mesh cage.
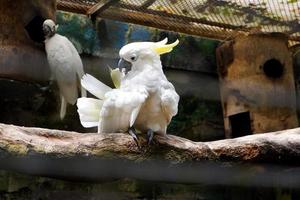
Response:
[57,0,300,45]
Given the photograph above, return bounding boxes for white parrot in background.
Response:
[43,19,87,120]
[77,38,180,145]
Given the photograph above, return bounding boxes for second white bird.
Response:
[43,19,87,119]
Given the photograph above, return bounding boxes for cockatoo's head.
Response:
[43,19,58,38]
[118,38,179,74]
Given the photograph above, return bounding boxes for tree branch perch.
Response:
[0,123,299,182]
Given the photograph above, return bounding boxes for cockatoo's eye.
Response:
[130,56,137,62]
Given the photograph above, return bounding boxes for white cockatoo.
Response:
[43,19,87,120]
[77,38,180,144]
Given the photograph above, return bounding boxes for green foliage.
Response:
[0,172,8,192]
[276,189,292,200]
[56,12,101,55]
[161,34,218,72]
[191,37,218,57]
[168,96,224,141]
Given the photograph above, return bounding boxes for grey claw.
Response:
[147,129,154,145]
[129,127,140,148]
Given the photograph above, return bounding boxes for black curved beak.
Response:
[43,26,50,35]
[118,59,132,74]
[43,26,53,38]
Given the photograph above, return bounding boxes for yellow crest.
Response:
[153,39,179,55]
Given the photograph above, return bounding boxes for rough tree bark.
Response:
[0,123,299,182]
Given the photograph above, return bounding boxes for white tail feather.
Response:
[97,119,102,133]
[130,105,142,127]
[81,86,87,97]
[60,96,67,120]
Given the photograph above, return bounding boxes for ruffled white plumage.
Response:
[77,72,148,133]
[98,87,148,133]
[45,34,86,119]
[77,97,103,128]
[77,38,179,135]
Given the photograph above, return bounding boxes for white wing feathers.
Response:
[161,81,180,123]
[78,73,140,131]
[77,73,111,128]
[77,73,178,133]
[98,87,148,133]
[81,74,111,99]
[77,97,103,128]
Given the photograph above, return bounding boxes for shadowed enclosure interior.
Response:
[25,15,46,43]
[229,112,252,138]
[263,59,284,79]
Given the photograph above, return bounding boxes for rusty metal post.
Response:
[0,0,56,82]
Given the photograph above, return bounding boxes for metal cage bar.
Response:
[57,0,300,44]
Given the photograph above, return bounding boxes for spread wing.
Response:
[160,81,180,123]
[77,74,112,128]
[81,74,112,99]
[98,87,148,133]
[77,97,103,128]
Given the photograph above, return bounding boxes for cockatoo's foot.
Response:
[147,129,154,145]
[128,127,140,148]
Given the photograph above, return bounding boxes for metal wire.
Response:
[57,0,300,44]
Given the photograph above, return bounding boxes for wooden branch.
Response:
[0,123,299,182]
[0,123,299,162]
